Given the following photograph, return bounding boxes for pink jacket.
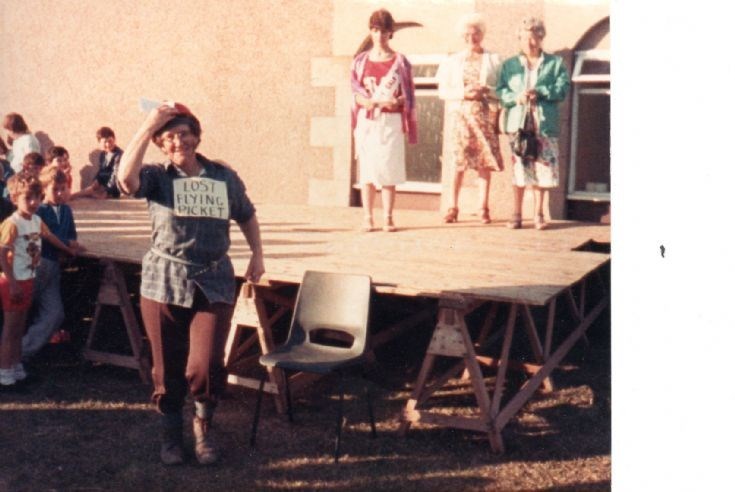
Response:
[350,51,418,145]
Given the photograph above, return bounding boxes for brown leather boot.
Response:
[193,416,219,465]
[160,412,184,466]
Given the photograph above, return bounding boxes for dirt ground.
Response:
[0,261,610,491]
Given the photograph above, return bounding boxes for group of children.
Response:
[0,117,125,388]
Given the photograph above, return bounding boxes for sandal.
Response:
[383,215,397,232]
[506,213,522,229]
[443,207,459,223]
[480,207,491,224]
[534,214,548,230]
[361,216,375,232]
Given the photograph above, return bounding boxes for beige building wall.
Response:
[1,0,608,219]
[316,0,609,219]
[0,0,334,205]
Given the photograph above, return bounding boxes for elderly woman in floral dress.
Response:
[437,12,504,224]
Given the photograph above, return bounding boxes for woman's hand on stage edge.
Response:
[244,253,265,284]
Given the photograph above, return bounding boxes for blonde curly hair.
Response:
[7,171,42,201]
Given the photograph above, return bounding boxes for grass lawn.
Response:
[0,263,610,491]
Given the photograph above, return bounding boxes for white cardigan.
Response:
[436,49,503,111]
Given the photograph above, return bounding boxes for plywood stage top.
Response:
[71,198,610,306]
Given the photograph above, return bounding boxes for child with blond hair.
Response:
[0,171,77,387]
[22,165,85,359]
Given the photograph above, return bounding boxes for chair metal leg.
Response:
[365,383,376,438]
[285,370,294,423]
[334,371,345,463]
[250,372,267,447]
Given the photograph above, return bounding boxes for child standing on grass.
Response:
[0,171,77,387]
[22,165,85,359]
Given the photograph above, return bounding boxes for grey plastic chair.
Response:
[249,270,376,463]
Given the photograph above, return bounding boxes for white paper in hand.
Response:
[139,98,177,113]
[139,98,162,113]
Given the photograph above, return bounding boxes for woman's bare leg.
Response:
[451,170,464,209]
[507,185,524,228]
[381,185,397,231]
[477,168,491,209]
[443,170,463,223]
[361,183,375,231]
[477,168,491,223]
[533,186,548,229]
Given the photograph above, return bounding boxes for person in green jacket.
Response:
[497,17,570,230]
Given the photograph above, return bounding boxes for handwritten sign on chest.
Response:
[173,177,229,220]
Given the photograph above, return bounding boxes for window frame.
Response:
[567,49,611,202]
[399,54,445,194]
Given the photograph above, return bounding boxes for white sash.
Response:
[368,57,401,119]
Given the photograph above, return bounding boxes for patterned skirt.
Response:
[510,135,560,188]
[450,101,504,172]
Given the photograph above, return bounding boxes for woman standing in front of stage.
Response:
[437,12,504,224]
[497,17,570,230]
[351,8,417,232]
[117,103,265,466]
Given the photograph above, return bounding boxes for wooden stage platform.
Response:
[72,199,609,306]
[71,198,610,454]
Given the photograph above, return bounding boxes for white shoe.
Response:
[0,368,17,386]
[13,363,27,381]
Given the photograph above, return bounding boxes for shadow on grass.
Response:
[0,262,610,491]
[0,349,609,491]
